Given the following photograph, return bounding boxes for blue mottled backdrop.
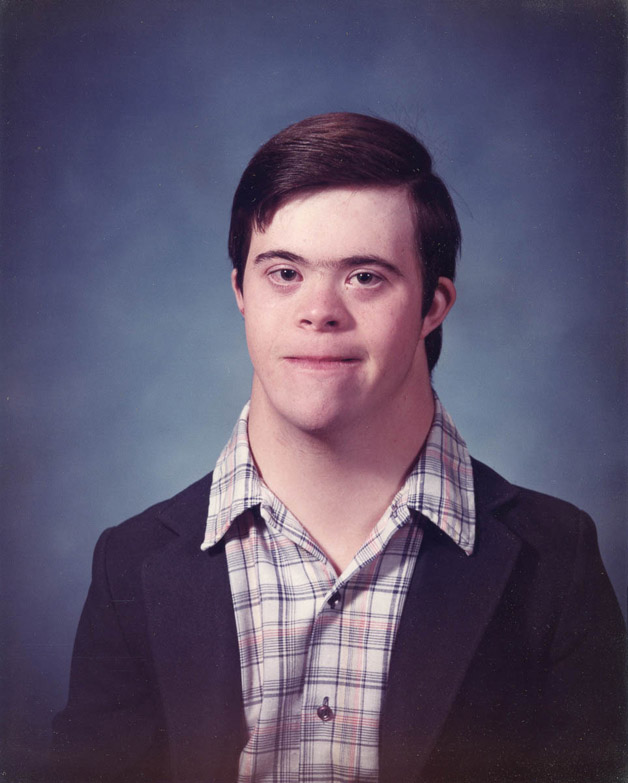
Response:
[2,0,625,778]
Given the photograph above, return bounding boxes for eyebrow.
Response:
[252,250,403,276]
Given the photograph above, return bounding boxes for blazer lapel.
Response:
[142,491,245,782]
[380,462,521,783]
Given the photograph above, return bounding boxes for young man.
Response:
[51,114,625,783]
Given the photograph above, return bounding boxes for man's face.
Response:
[233,186,440,436]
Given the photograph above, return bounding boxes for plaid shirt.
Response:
[202,397,475,782]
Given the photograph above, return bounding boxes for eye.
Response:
[349,270,382,287]
[269,267,300,284]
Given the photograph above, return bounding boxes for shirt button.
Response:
[328,591,341,609]
[317,697,334,722]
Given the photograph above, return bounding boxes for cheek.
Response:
[243,301,280,358]
[370,301,422,356]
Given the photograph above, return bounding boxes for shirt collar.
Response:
[402,398,475,554]
[201,401,259,550]
[201,396,475,555]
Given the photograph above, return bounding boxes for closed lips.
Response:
[286,356,359,362]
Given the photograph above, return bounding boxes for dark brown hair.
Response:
[228,112,460,372]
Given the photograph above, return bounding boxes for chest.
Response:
[224,509,423,782]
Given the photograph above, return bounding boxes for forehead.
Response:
[249,186,418,261]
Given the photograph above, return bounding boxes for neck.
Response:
[250,385,434,477]
[247,379,435,571]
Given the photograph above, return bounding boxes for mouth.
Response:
[284,356,360,369]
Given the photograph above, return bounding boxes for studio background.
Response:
[2,0,625,779]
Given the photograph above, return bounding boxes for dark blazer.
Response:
[50,459,625,783]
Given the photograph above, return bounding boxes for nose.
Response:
[297,279,349,331]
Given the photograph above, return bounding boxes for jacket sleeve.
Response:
[538,510,626,783]
[49,527,171,783]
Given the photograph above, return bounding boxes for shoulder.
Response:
[471,458,624,640]
[471,457,600,562]
[96,472,214,583]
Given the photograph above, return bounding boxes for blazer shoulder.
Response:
[102,472,214,572]
[472,457,598,559]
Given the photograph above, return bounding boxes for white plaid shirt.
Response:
[201,397,475,782]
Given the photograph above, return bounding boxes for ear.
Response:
[231,268,245,316]
[419,277,456,340]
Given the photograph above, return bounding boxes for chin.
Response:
[276,398,351,437]
[251,374,361,438]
